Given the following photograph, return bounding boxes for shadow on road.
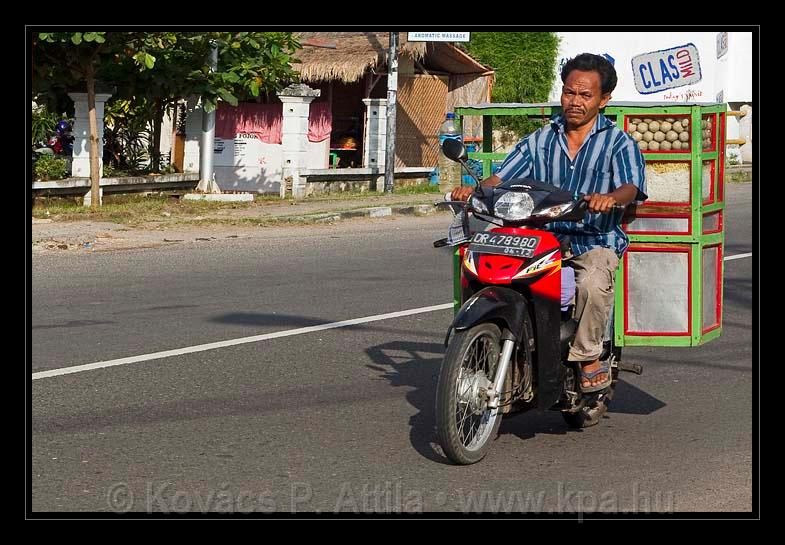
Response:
[364,340,449,464]
[364,340,670,465]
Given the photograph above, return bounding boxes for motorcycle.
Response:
[433,139,644,465]
[32,120,74,170]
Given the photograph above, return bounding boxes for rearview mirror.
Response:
[441,139,468,162]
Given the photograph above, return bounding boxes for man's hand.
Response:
[450,185,475,202]
[450,175,503,202]
[583,192,619,214]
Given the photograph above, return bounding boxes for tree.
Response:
[32,32,165,208]
[32,32,303,200]
[101,32,302,172]
[461,33,561,138]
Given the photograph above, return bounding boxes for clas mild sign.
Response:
[632,43,702,95]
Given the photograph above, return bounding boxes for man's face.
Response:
[560,69,611,129]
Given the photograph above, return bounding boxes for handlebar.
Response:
[442,189,626,211]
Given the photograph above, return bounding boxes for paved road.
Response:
[30,183,754,514]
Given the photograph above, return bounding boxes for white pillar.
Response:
[277,84,320,199]
[68,92,113,180]
[362,99,387,172]
[739,104,753,164]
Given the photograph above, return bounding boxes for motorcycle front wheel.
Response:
[436,323,505,465]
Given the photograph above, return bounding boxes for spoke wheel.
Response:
[436,323,505,465]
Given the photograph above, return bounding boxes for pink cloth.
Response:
[236,103,283,144]
[215,102,238,140]
[307,102,332,143]
[214,101,332,144]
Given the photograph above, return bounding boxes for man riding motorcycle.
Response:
[451,53,647,393]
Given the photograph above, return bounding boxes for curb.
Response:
[279,203,441,224]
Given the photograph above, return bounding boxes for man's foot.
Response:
[579,359,611,392]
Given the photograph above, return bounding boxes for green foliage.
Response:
[32,32,303,180]
[31,103,60,147]
[103,98,152,172]
[34,155,69,181]
[462,32,560,139]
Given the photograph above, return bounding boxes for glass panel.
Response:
[702,211,721,233]
[626,216,689,234]
[703,246,719,330]
[644,162,691,203]
[627,250,690,333]
[702,160,714,203]
[701,113,716,151]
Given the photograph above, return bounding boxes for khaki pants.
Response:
[564,247,620,362]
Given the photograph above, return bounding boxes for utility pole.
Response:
[384,32,398,193]
[197,42,220,193]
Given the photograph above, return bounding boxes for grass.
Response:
[302,183,442,200]
[726,171,752,184]
[31,193,256,225]
[31,183,443,225]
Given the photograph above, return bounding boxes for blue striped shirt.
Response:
[495,113,647,258]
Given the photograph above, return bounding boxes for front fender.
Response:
[446,285,564,411]
[446,286,528,345]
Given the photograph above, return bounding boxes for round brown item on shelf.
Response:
[649,121,661,132]
[654,131,666,142]
[337,136,358,149]
[660,141,672,151]
[643,131,654,142]
[648,141,660,151]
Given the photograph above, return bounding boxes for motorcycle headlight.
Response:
[494,192,535,221]
[533,202,575,219]
[469,194,489,215]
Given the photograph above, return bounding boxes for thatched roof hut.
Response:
[293,32,494,168]
[296,32,427,83]
[296,32,492,81]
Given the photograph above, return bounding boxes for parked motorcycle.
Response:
[32,120,74,175]
[434,139,644,465]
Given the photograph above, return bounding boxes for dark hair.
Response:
[561,53,617,95]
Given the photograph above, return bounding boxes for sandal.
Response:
[579,362,612,393]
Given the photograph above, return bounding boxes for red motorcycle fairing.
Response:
[458,226,566,410]
[462,227,562,303]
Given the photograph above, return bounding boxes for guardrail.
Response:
[31,172,200,196]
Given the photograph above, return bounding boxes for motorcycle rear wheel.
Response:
[436,323,506,465]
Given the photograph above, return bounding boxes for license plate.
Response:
[468,233,541,258]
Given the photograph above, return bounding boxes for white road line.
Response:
[725,252,753,261]
[32,252,754,381]
[31,303,455,381]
